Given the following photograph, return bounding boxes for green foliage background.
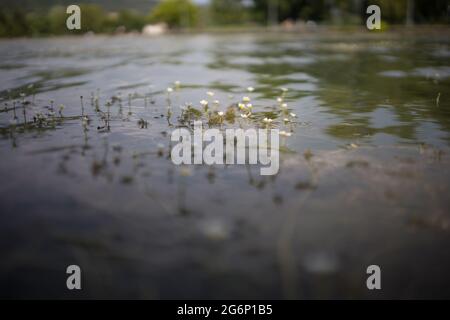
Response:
[0,0,447,37]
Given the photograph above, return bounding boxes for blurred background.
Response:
[0,0,448,37]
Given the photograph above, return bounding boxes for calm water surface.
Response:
[0,31,449,298]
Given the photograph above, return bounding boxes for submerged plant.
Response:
[157,143,165,157]
[224,106,236,123]
[304,149,313,161]
[128,93,132,116]
[22,104,27,125]
[207,111,224,126]
[58,104,65,117]
[80,96,85,116]
[12,101,17,121]
[200,99,208,112]
[138,118,148,129]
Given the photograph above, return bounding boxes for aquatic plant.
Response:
[79,95,85,116]
[58,104,65,117]
[138,118,149,129]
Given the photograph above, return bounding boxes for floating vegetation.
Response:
[304,149,313,161]
[174,92,302,137]
[121,175,134,184]
[5,81,447,221]
[346,160,370,168]
[0,84,304,163]
[138,118,149,129]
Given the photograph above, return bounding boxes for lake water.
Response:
[0,31,449,298]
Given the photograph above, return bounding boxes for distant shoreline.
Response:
[0,25,449,40]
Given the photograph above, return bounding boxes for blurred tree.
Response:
[77,4,106,33]
[252,0,332,24]
[252,0,448,25]
[0,10,29,37]
[26,12,51,36]
[366,0,448,24]
[210,0,249,25]
[47,6,67,34]
[116,9,147,32]
[149,0,198,28]
[413,0,448,23]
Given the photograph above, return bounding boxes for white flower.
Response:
[247,86,254,92]
[281,103,288,108]
[240,113,248,118]
[283,118,290,123]
[200,100,208,106]
[263,117,273,123]
[207,91,214,97]
[167,87,173,93]
[246,103,253,109]
[281,87,288,92]
[213,100,220,104]
[217,111,224,116]
[82,115,90,126]
[290,112,296,117]
[277,97,283,103]
[280,130,292,137]
[238,103,246,109]
[242,96,251,102]
[174,80,180,86]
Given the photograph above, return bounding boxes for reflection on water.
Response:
[0,31,449,299]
